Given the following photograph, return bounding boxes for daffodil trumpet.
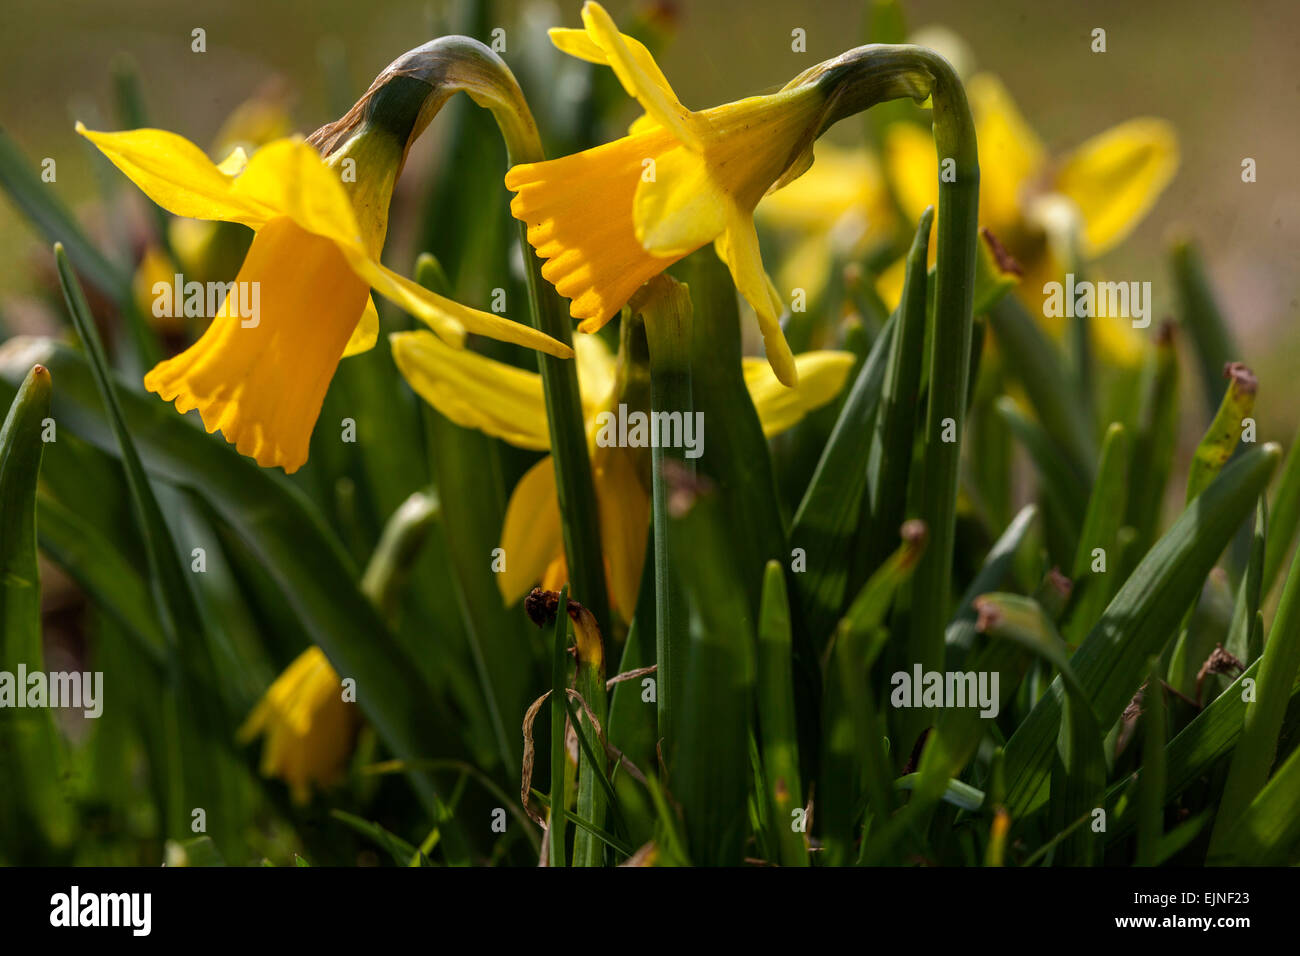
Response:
[79,38,572,475]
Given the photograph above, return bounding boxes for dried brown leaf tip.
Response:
[973,596,1002,633]
[1223,361,1258,395]
[980,227,1024,277]
[1046,566,1073,601]
[1196,643,1245,706]
[899,519,929,569]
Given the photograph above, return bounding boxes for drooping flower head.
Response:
[507,1,849,387]
[80,39,573,473]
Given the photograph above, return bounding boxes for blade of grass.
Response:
[756,561,808,866]
[0,364,75,849]
[1208,540,1300,855]
[548,586,570,868]
[1003,443,1281,818]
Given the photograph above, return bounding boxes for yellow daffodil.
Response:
[881,73,1178,362]
[506,0,840,387]
[80,123,571,474]
[754,144,898,304]
[238,646,359,805]
[391,329,854,618]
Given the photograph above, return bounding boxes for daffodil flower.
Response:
[881,73,1178,361]
[79,122,572,474]
[238,646,359,805]
[506,0,840,387]
[390,329,854,618]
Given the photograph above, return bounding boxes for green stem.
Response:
[810,45,980,745]
[352,36,612,635]
[635,277,695,755]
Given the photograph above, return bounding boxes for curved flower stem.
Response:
[807,45,979,749]
[332,37,612,635]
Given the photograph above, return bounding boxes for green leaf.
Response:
[0,335,457,830]
[1209,538,1300,857]
[1262,424,1300,599]
[669,475,757,866]
[791,310,896,647]
[1064,423,1130,643]
[859,208,932,578]
[1213,736,1300,864]
[1002,442,1281,818]
[1136,668,1167,867]
[756,561,808,866]
[1186,363,1256,503]
[0,363,75,850]
[821,523,926,865]
[1171,237,1239,414]
[548,587,570,868]
[996,395,1087,563]
[975,593,1106,865]
[945,504,1038,664]
[1126,325,1180,557]
[988,296,1095,479]
[330,810,429,867]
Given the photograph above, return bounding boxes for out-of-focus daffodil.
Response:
[80,123,570,473]
[391,329,854,618]
[881,73,1178,362]
[754,144,898,305]
[506,0,839,387]
[238,646,359,805]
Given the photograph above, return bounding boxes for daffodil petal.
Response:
[144,216,370,473]
[75,123,274,225]
[593,444,650,619]
[549,26,606,63]
[1054,118,1179,258]
[574,333,618,418]
[499,457,565,606]
[580,1,702,150]
[389,330,551,451]
[744,350,856,436]
[883,122,939,225]
[358,253,571,358]
[968,73,1045,230]
[634,144,729,255]
[341,296,379,358]
[229,138,363,248]
[716,216,797,386]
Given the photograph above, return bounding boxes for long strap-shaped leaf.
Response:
[1002,442,1281,817]
[0,329,454,824]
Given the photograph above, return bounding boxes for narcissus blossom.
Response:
[505,1,840,387]
[79,124,571,473]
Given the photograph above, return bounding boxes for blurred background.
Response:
[2,0,1297,433]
